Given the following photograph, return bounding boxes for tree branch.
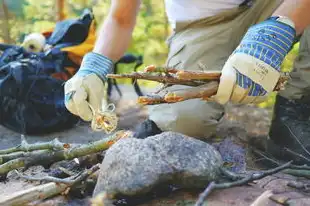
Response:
[0,164,100,206]
[107,72,204,87]
[195,161,292,206]
[15,163,100,185]
[0,130,131,177]
[137,81,219,105]
[0,135,69,155]
[107,66,291,105]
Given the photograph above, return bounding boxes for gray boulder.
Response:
[93,131,223,197]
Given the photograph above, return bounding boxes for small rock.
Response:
[93,132,223,197]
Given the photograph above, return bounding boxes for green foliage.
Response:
[4,0,169,86]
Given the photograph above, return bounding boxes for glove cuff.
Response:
[79,52,114,81]
[234,16,296,72]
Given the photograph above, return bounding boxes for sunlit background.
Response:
[0,0,300,109]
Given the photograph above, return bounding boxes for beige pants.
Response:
[148,0,294,139]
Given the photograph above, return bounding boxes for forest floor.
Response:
[0,85,310,206]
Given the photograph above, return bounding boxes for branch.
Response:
[163,81,218,103]
[137,81,219,105]
[144,65,179,74]
[0,130,131,177]
[283,147,310,164]
[176,70,221,80]
[0,164,100,206]
[0,152,25,165]
[283,169,310,178]
[107,72,203,87]
[107,66,291,105]
[15,163,100,185]
[0,182,68,206]
[0,135,69,155]
[252,148,310,170]
[195,161,292,206]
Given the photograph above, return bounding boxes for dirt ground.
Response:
[0,84,310,206]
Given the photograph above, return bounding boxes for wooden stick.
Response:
[0,164,100,206]
[107,67,290,91]
[0,131,131,177]
[0,135,68,155]
[176,70,221,80]
[164,81,219,103]
[107,72,205,87]
[195,161,292,206]
[144,65,179,74]
[108,66,291,105]
[0,182,68,206]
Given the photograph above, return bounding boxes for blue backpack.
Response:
[0,9,143,134]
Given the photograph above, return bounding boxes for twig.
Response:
[220,168,245,181]
[137,81,219,105]
[0,135,69,155]
[107,66,290,105]
[284,147,310,163]
[137,94,166,105]
[108,67,289,90]
[15,163,100,185]
[0,152,25,165]
[164,81,218,103]
[0,130,130,176]
[194,161,292,206]
[283,169,310,178]
[176,70,221,80]
[0,164,100,206]
[252,148,310,170]
[196,181,216,206]
[0,182,69,206]
[107,72,203,87]
[283,122,310,157]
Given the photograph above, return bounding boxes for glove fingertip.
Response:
[214,64,236,105]
[79,112,93,122]
[64,92,79,116]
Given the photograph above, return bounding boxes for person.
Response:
[64,0,310,164]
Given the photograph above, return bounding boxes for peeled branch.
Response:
[107,65,291,105]
[164,81,218,103]
[106,72,204,87]
[176,70,221,80]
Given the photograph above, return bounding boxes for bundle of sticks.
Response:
[107,65,290,105]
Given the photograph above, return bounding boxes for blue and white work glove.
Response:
[64,52,114,121]
[214,16,296,104]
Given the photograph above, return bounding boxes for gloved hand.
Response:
[64,52,114,121]
[214,16,296,105]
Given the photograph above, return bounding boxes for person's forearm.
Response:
[93,0,140,62]
[273,0,310,35]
